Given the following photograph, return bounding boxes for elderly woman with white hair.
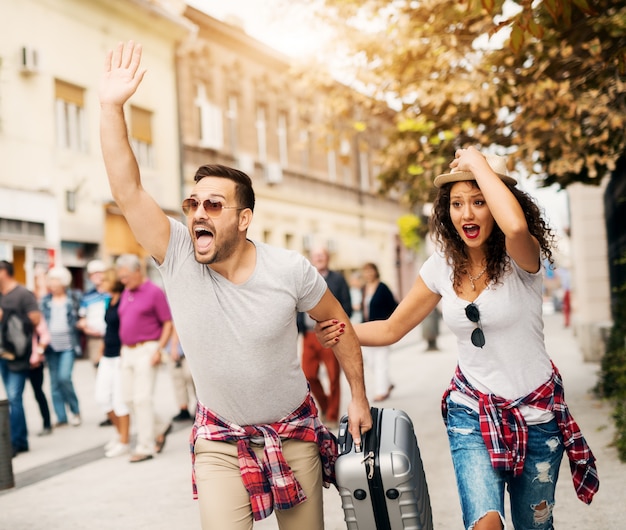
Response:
[40,266,83,427]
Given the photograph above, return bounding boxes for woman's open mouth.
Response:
[462,224,480,239]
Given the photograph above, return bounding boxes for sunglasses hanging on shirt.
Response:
[465,303,485,348]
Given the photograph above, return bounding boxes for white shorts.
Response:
[94,356,129,417]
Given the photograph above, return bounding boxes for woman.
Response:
[360,262,397,402]
[318,147,598,530]
[40,266,82,427]
[29,317,53,436]
[95,268,131,458]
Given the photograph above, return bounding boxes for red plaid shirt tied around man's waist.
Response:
[190,392,338,521]
[441,362,599,505]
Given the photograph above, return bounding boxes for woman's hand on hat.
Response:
[451,146,484,173]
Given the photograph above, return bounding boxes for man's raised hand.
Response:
[99,40,146,106]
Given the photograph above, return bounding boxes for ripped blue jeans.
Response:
[446,398,564,529]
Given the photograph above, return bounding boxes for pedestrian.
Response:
[29,316,53,436]
[167,325,196,423]
[115,254,173,463]
[99,40,371,529]
[40,266,83,428]
[77,259,110,369]
[297,245,352,428]
[360,262,398,402]
[317,147,599,530]
[77,259,114,428]
[95,268,131,458]
[0,260,41,457]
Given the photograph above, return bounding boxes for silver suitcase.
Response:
[335,407,433,530]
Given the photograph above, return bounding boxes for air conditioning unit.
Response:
[265,162,283,184]
[236,153,255,175]
[19,46,39,73]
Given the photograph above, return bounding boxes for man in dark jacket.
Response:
[298,246,352,427]
[0,260,41,457]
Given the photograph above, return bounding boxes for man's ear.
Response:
[238,208,253,232]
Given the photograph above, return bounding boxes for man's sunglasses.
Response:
[465,303,485,348]
[182,198,246,218]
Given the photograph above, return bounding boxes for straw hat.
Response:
[434,154,517,188]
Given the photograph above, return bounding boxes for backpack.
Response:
[0,308,34,364]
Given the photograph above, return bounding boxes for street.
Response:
[1,313,624,529]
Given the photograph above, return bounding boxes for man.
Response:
[77,259,110,369]
[298,246,352,428]
[0,260,41,457]
[99,41,371,529]
[115,254,173,463]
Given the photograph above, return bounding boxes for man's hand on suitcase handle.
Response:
[347,398,372,453]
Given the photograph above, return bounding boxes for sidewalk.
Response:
[1,313,624,529]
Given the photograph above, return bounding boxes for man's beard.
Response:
[194,228,238,265]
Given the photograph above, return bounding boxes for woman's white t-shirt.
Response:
[420,252,554,424]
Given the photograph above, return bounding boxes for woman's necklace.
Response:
[467,266,487,291]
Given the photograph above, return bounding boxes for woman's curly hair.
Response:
[429,181,556,291]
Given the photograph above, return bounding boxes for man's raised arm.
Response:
[99,40,170,264]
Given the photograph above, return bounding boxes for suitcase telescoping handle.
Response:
[338,408,378,455]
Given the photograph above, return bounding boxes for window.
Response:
[130,105,154,168]
[359,149,370,191]
[277,111,288,166]
[256,104,268,163]
[55,80,87,152]
[299,129,310,170]
[0,217,45,238]
[284,233,294,249]
[226,94,238,153]
[327,135,337,183]
[195,84,223,150]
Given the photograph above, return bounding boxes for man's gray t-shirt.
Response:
[158,218,327,426]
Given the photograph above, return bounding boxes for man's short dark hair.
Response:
[0,260,14,277]
[193,164,255,212]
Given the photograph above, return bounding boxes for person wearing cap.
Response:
[317,146,599,530]
[77,259,111,369]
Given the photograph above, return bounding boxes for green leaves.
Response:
[309,0,625,202]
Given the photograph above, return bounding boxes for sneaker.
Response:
[69,414,82,427]
[105,442,130,458]
[54,421,69,428]
[99,418,113,427]
[37,427,53,437]
[172,409,192,422]
[12,446,29,458]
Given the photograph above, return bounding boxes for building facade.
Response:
[0,0,189,289]
[568,182,612,361]
[177,6,413,292]
[0,0,413,297]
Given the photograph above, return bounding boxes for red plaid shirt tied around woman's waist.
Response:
[190,392,338,521]
[441,362,599,505]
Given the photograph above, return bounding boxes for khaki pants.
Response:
[120,341,168,455]
[194,437,324,530]
[168,356,196,410]
[86,337,104,367]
